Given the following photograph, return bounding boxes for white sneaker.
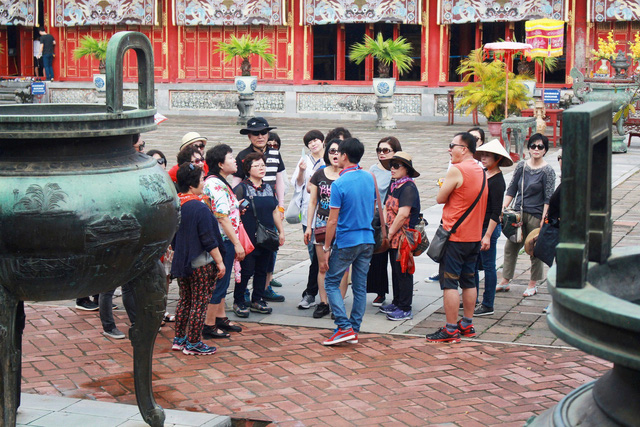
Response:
[297,294,316,309]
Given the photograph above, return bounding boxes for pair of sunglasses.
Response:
[376,147,392,154]
[250,130,269,136]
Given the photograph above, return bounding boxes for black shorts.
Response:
[439,241,481,290]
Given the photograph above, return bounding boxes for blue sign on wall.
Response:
[544,89,561,104]
[31,82,47,95]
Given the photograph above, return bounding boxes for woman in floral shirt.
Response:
[202,144,246,339]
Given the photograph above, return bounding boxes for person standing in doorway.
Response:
[38,28,56,81]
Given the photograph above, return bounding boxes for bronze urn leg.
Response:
[128,260,167,427]
[0,286,21,426]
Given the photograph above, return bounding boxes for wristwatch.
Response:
[322,246,331,253]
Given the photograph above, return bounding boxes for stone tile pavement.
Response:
[20,115,640,424]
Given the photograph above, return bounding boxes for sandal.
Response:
[163,313,176,323]
[202,325,230,339]
[217,317,242,333]
[523,286,537,297]
[496,282,511,292]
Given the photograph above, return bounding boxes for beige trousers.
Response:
[502,212,544,281]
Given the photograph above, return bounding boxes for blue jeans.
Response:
[475,224,501,309]
[210,239,235,304]
[325,244,373,333]
[42,54,54,80]
[99,282,135,331]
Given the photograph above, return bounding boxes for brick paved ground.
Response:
[19,116,640,425]
[22,303,611,426]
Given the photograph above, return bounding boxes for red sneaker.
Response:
[322,328,356,346]
[457,320,476,337]
[425,327,461,343]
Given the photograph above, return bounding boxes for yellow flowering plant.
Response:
[628,32,640,62]
[591,31,617,62]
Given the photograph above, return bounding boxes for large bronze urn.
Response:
[0,32,179,426]
[528,102,640,426]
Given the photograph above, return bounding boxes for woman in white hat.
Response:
[472,139,512,317]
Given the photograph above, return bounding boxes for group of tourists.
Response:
[88,118,558,352]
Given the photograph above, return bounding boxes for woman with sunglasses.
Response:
[378,152,421,321]
[147,149,167,169]
[498,133,556,297]
[366,136,402,307]
[233,152,285,317]
[171,163,225,356]
[303,139,349,318]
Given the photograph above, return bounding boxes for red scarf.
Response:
[178,192,211,210]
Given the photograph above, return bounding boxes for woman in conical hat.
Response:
[471,139,512,317]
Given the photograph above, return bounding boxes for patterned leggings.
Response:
[175,263,217,344]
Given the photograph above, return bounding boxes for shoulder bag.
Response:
[502,163,525,243]
[250,197,280,252]
[533,218,560,267]
[371,173,389,254]
[427,172,486,263]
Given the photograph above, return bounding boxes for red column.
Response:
[292,1,305,84]
[571,0,589,74]
[426,0,441,86]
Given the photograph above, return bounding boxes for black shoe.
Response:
[75,299,99,311]
[313,303,331,318]
[474,304,495,316]
[216,317,242,333]
[202,324,230,339]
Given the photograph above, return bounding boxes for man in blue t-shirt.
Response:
[321,138,375,345]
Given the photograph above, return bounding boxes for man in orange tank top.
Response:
[426,132,488,344]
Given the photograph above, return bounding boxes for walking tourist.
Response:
[38,28,55,81]
[320,138,375,345]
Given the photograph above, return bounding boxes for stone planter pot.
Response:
[487,121,502,138]
[93,73,106,92]
[373,77,396,98]
[235,76,258,95]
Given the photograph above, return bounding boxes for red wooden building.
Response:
[1,0,639,116]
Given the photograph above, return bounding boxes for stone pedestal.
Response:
[237,93,255,125]
[375,97,396,129]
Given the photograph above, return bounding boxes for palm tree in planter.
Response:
[455,48,531,137]
[215,35,276,95]
[349,33,413,98]
[73,36,109,92]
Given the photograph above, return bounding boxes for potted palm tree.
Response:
[215,35,276,95]
[73,35,109,92]
[455,48,532,137]
[349,33,413,97]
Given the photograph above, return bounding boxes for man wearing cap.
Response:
[232,117,285,208]
[320,137,375,345]
[168,132,209,182]
[426,132,487,344]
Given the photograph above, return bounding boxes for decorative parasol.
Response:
[525,19,565,102]
[483,40,533,119]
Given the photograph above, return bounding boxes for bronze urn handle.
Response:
[106,31,155,114]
